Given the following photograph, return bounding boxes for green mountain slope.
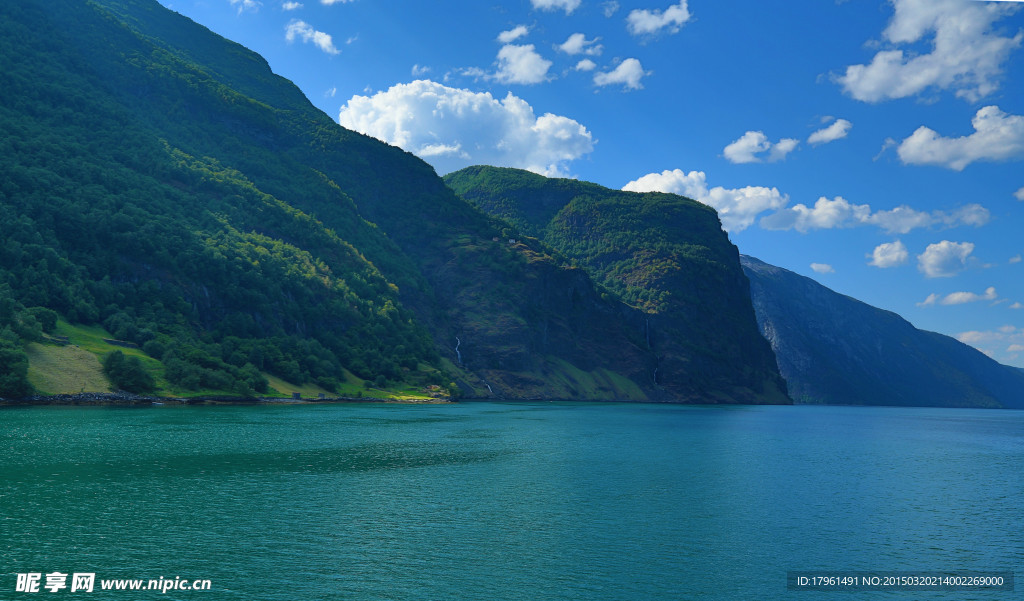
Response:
[0,0,789,403]
[0,0,438,396]
[445,166,789,404]
[741,255,1024,408]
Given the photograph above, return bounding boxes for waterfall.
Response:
[455,336,462,365]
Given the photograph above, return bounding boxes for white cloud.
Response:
[944,287,998,305]
[1011,255,1023,264]
[282,1,302,9]
[575,59,597,72]
[593,58,648,90]
[761,198,989,234]
[558,33,603,56]
[603,1,620,17]
[320,0,355,4]
[956,325,1024,362]
[624,170,988,235]
[723,131,799,164]
[627,1,692,36]
[769,139,799,162]
[868,240,909,268]
[808,118,852,146]
[919,286,997,306]
[494,44,552,84]
[230,0,261,14]
[760,196,868,231]
[869,203,989,234]
[897,106,1024,170]
[811,263,835,274]
[1012,302,1024,310]
[917,240,974,278]
[622,169,788,232]
[412,64,431,77]
[498,25,531,44]
[836,0,1023,103]
[285,20,340,54]
[1016,186,1024,201]
[337,80,594,177]
[531,0,581,14]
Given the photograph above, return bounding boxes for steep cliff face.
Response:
[741,255,1024,408]
[446,166,790,404]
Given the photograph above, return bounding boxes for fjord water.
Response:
[2,403,1021,600]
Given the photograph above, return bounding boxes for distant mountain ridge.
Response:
[741,255,1024,408]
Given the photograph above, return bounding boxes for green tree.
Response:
[0,340,33,398]
[103,350,155,393]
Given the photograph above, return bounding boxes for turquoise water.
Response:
[1,403,1021,600]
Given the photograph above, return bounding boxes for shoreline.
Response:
[0,392,453,407]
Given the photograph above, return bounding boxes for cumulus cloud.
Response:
[603,1,620,17]
[723,131,799,164]
[811,263,835,274]
[281,1,302,9]
[494,44,552,84]
[1016,186,1024,201]
[531,0,581,14]
[230,0,262,14]
[836,0,1023,103]
[808,118,852,146]
[761,198,989,234]
[622,169,788,232]
[575,59,597,72]
[285,20,340,54]
[498,25,531,44]
[919,286,997,306]
[897,106,1024,170]
[868,240,909,268]
[917,240,974,278]
[558,33,603,56]
[627,1,692,36]
[337,80,594,177]
[593,58,648,90]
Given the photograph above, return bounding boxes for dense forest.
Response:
[0,0,788,403]
[0,0,441,397]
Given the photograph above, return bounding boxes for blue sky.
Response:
[158,0,1024,366]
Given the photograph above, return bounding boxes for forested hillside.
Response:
[0,0,442,396]
[0,0,788,403]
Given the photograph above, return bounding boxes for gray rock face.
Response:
[741,255,1024,408]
